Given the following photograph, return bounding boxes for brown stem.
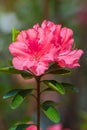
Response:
[36,76,41,130]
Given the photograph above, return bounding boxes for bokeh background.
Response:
[0,0,87,130]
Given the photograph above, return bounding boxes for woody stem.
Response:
[36,76,41,130]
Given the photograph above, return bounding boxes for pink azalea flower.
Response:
[41,21,83,68]
[47,124,62,130]
[26,125,42,130]
[26,124,70,130]
[47,124,71,130]
[56,27,83,68]
[26,125,37,130]
[9,20,83,76]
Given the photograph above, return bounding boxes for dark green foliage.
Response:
[0,66,34,79]
[9,123,32,130]
[41,101,60,123]
[3,89,33,109]
[43,80,65,94]
[46,63,71,75]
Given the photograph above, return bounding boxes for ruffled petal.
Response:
[9,42,28,57]
[26,125,37,130]
[12,57,24,70]
[60,27,74,50]
[17,31,28,42]
[12,57,35,70]
[57,50,84,68]
[35,61,48,76]
[47,124,62,130]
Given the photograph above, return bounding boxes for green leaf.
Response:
[41,101,56,110]
[41,101,60,123]
[12,28,20,42]
[9,123,32,130]
[43,80,65,94]
[11,89,33,109]
[62,83,79,93]
[0,66,34,79]
[11,94,24,109]
[16,124,31,130]
[8,118,32,130]
[8,124,17,130]
[42,107,60,123]
[46,63,71,75]
[3,89,20,99]
[0,66,21,74]
[49,68,70,75]
[21,71,34,79]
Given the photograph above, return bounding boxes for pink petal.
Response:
[61,27,73,43]
[47,124,62,130]
[26,125,37,130]
[9,42,29,57]
[60,27,74,50]
[12,57,25,70]
[27,28,38,40]
[35,62,48,76]
[17,31,28,42]
[12,57,35,70]
[57,50,84,68]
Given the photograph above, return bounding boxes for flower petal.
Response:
[57,50,84,68]
[47,124,62,130]
[26,125,37,130]
[9,42,29,57]
[60,27,74,50]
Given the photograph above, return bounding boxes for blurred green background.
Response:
[0,0,87,130]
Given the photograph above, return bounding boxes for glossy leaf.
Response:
[11,89,33,109]
[46,63,71,75]
[0,66,34,79]
[43,80,65,94]
[12,28,20,42]
[0,66,21,74]
[9,124,17,130]
[48,68,70,75]
[62,83,79,93]
[41,101,60,123]
[3,89,20,99]
[9,123,31,130]
[8,118,32,130]
[21,71,34,79]
[41,100,56,110]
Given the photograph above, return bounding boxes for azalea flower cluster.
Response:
[9,20,83,76]
[26,124,70,130]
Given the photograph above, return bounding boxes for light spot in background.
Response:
[0,12,21,33]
